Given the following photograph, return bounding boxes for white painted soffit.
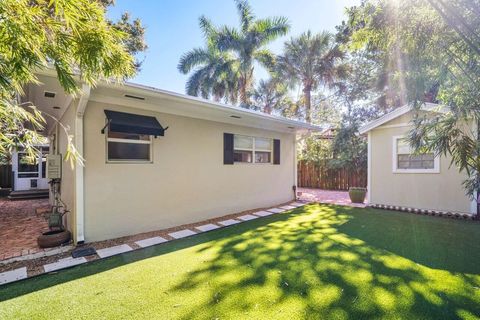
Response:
[91,81,322,134]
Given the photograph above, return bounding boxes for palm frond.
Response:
[178,48,211,74]
[235,0,255,33]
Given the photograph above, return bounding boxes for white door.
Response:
[12,146,50,191]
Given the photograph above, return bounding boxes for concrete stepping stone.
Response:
[168,229,197,239]
[280,205,296,210]
[253,210,274,217]
[290,202,305,207]
[218,219,241,226]
[44,257,87,273]
[195,224,220,232]
[267,208,285,214]
[135,236,168,248]
[96,244,133,258]
[238,214,258,221]
[0,267,27,285]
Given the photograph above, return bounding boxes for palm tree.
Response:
[252,78,289,114]
[276,31,346,123]
[178,17,239,103]
[214,0,290,106]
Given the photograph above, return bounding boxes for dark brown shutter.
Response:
[224,133,234,165]
[273,139,280,165]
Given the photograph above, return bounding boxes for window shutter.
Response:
[273,139,280,165]
[224,133,234,165]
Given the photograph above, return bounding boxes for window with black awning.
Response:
[102,110,167,137]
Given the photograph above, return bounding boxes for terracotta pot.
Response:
[38,230,71,248]
[349,187,367,204]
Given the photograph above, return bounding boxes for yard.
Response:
[1,204,479,319]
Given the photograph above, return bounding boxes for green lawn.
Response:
[1,204,480,319]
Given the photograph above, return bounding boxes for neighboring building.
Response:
[360,103,475,215]
[20,70,319,243]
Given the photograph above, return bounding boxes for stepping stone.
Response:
[96,244,133,258]
[253,210,274,217]
[238,214,258,221]
[195,224,220,232]
[135,236,168,248]
[280,205,296,210]
[218,219,241,226]
[0,267,27,285]
[168,229,197,239]
[290,202,305,207]
[267,208,285,214]
[44,257,87,273]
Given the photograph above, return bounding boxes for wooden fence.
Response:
[0,164,12,188]
[297,160,367,190]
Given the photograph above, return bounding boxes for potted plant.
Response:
[349,187,367,204]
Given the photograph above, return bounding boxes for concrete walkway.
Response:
[297,188,367,208]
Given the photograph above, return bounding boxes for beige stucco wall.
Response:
[54,99,77,235]
[82,101,296,242]
[369,112,472,213]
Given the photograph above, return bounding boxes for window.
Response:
[233,135,272,164]
[18,152,39,178]
[393,136,439,173]
[106,129,152,162]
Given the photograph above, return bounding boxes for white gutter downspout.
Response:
[75,84,90,244]
[293,134,298,200]
[367,132,372,204]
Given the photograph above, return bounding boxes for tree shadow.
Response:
[1,204,479,319]
[169,204,480,319]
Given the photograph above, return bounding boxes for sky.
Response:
[107,0,360,95]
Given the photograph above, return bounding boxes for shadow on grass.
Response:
[169,204,480,319]
[1,204,479,319]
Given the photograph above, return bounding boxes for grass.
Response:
[1,204,480,319]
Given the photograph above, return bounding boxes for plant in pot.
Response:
[37,179,71,248]
[349,187,367,204]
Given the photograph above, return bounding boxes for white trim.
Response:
[74,84,90,244]
[367,132,372,204]
[392,135,440,174]
[35,67,322,133]
[371,123,411,130]
[359,103,448,135]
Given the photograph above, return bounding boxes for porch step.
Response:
[8,189,49,200]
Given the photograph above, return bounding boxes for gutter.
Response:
[74,84,91,244]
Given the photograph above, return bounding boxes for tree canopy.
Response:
[0,0,143,164]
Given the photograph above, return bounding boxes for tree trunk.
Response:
[303,85,312,123]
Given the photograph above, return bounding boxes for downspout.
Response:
[367,132,372,204]
[293,133,298,200]
[74,84,91,244]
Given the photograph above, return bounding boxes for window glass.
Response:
[255,151,271,163]
[234,135,253,150]
[255,137,272,151]
[18,153,39,176]
[234,150,253,163]
[396,138,434,169]
[108,142,150,161]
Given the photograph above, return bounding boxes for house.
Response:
[19,69,319,243]
[359,103,475,215]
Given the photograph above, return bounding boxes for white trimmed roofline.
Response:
[359,102,447,135]
[35,68,322,133]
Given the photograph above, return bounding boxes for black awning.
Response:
[103,110,166,137]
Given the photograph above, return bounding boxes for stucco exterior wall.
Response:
[54,99,77,234]
[369,112,471,213]
[83,101,296,242]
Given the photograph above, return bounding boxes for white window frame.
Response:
[392,135,439,174]
[106,127,153,164]
[233,134,273,164]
